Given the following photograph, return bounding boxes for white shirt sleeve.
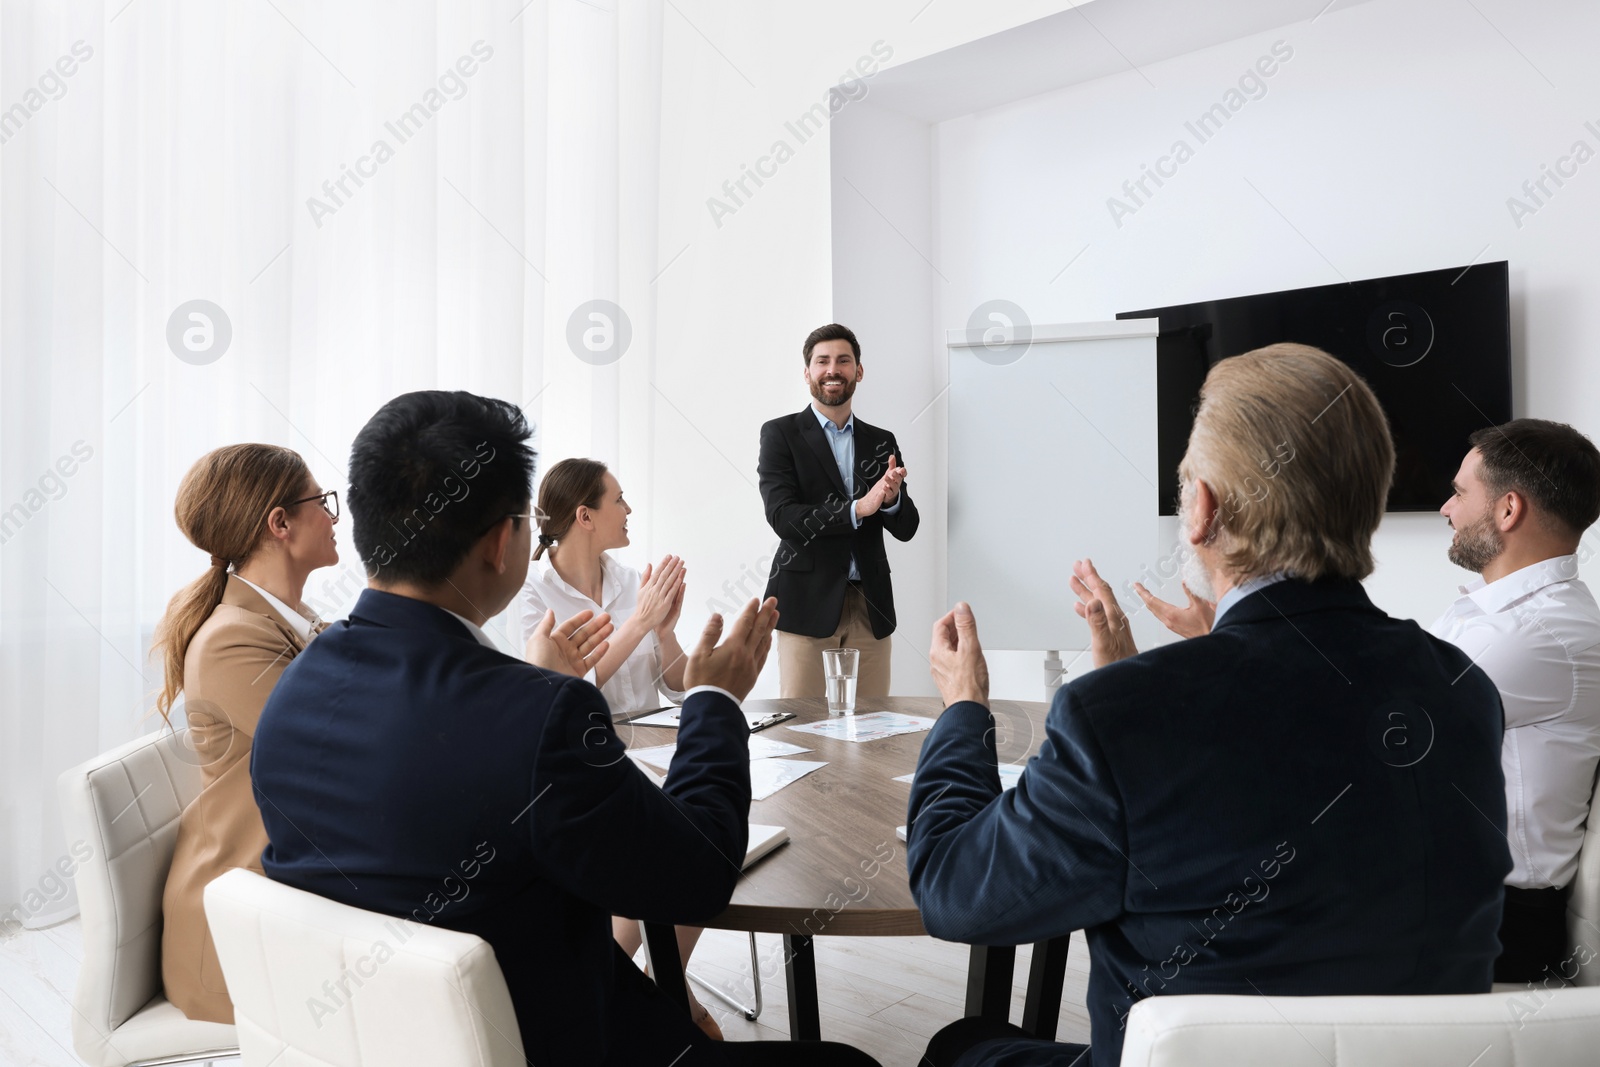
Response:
[649,631,688,705]
[515,576,551,658]
[683,684,742,708]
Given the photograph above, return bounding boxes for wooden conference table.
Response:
[631,695,1072,1042]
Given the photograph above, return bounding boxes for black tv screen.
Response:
[1118,262,1512,514]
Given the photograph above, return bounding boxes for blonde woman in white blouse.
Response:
[515,458,725,1036]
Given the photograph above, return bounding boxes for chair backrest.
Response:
[1121,988,1600,1067]
[204,868,525,1067]
[56,728,209,1050]
[1567,762,1600,985]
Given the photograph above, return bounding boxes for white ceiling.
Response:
[866,0,1383,122]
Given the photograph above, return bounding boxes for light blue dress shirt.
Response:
[811,405,901,582]
[1211,571,1290,626]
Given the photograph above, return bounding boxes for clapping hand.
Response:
[929,601,990,708]
[635,555,686,634]
[658,577,686,637]
[683,597,780,702]
[856,454,907,518]
[1133,580,1214,639]
[1069,559,1139,669]
[526,608,614,678]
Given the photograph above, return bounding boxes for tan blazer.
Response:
[160,574,323,1024]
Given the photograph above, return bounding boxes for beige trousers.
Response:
[777,585,892,698]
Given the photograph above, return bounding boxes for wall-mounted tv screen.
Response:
[1118,261,1512,515]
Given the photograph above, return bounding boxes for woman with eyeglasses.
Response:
[154,444,340,1024]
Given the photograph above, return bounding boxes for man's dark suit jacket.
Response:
[908,578,1512,1067]
[251,589,751,1066]
[758,407,919,638]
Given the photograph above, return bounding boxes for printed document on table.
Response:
[628,736,812,771]
[749,759,828,801]
[787,712,937,743]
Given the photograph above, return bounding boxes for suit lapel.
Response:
[222,574,310,654]
[795,408,852,499]
[851,420,888,497]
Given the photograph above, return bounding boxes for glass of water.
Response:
[823,647,860,715]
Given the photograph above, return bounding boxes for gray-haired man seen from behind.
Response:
[911,344,1511,1067]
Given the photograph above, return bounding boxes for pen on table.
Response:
[749,713,787,732]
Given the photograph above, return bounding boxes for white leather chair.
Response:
[203,868,525,1066]
[57,729,239,1066]
[1567,763,1600,985]
[1120,987,1600,1066]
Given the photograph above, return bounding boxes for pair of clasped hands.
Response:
[928,559,1215,709]
[525,553,780,702]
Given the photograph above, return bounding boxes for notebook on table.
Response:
[744,823,789,869]
[627,764,788,869]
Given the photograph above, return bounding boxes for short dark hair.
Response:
[803,323,860,365]
[349,391,536,584]
[1468,418,1600,537]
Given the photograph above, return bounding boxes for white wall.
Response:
[639,0,1081,700]
[824,0,1600,698]
[828,98,943,698]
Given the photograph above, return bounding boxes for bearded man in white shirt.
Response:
[1432,418,1600,985]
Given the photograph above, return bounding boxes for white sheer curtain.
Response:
[0,0,662,926]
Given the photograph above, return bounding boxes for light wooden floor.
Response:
[688,927,1093,1064]
[0,919,1091,1066]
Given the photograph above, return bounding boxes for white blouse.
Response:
[515,554,686,714]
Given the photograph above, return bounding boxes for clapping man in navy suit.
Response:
[909,345,1512,1067]
[253,391,880,1066]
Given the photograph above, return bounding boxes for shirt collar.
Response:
[231,574,316,641]
[442,608,498,649]
[533,553,623,609]
[1212,572,1291,627]
[811,405,853,435]
[1459,554,1581,615]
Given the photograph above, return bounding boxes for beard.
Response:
[809,374,856,407]
[1180,544,1217,604]
[1447,510,1503,573]
[1177,495,1218,603]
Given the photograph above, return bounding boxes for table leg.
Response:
[642,921,689,1010]
[965,944,1016,1021]
[782,933,821,1041]
[1021,933,1072,1039]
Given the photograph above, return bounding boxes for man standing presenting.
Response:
[759,323,919,698]
[1432,418,1600,985]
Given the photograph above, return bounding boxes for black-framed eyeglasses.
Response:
[282,489,339,520]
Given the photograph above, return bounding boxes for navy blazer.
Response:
[251,589,751,1066]
[759,408,920,639]
[908,578,1512,1067]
